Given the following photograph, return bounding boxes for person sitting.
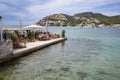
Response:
[37,34,44,41]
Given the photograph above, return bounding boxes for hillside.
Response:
[36,12,120,27]
[36,13,75,26]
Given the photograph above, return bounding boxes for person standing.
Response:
[23,31,27,39]
[3,30,7,41]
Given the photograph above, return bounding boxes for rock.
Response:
[60,67,70,71]
[76,72,87,78]
[18,42,26,48]
[0,40,13,60]
[0,77,4,80]
[45,69,52,72]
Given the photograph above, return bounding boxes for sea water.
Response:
[0,27,120,80]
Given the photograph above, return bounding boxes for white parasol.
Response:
[23,25,45,30]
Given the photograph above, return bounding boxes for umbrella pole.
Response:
[46,21,48,33]
[19,20,23,40]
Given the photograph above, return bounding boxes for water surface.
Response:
[0,27,120,80]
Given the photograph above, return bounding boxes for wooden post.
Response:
[0,16,3,41]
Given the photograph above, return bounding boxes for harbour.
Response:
[0,0,120,79]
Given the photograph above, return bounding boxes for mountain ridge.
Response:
[36,12,120,27]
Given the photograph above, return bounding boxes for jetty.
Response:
[0,38,67,64]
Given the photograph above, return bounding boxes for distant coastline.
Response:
[36,12,120,28]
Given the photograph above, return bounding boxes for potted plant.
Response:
[31,31,35,42]
[7,32,12,39]
[61,29,65,38]
[27,31,35,42]
[11,33,19,48]
[35,31,39,39]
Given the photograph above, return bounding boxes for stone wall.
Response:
[0,40,13,60]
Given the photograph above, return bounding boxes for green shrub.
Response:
[61,29,65,37]
[31,31,35,38]
[11,33,18,42]
[27,31,35,39]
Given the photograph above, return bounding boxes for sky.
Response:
[0,0,120,27]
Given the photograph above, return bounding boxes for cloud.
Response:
[0,3,8,11]
[26,0,120,16]
[0,0,120,26]
[93,2,120,16]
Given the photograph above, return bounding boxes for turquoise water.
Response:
[0,27,120,80]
